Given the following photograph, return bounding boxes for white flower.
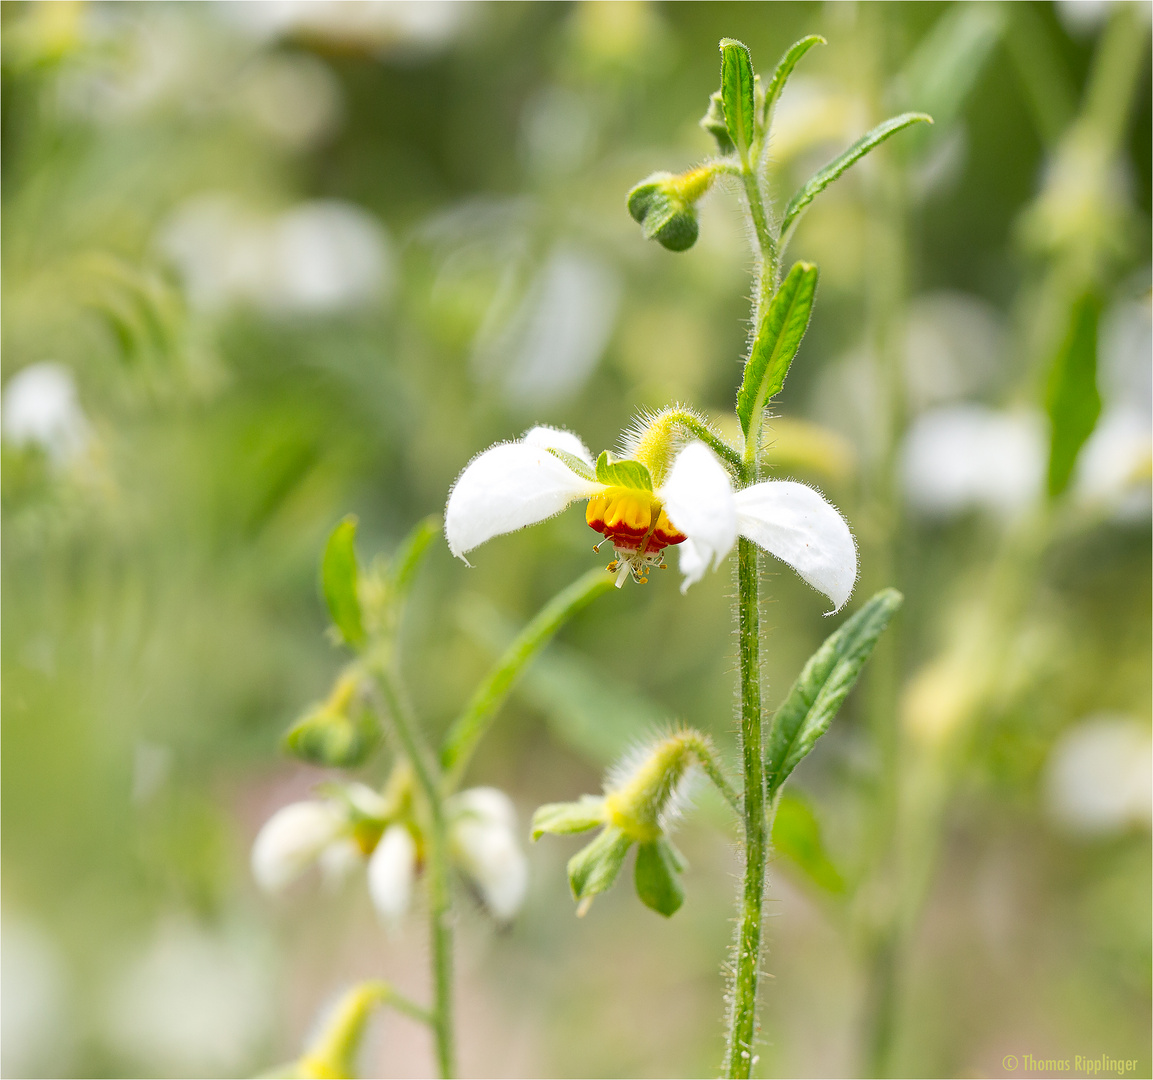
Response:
[2,362,90,465]
[251,801,344,893]
[367,824,418,928]
[448,787,528,923]
[444,424,857,610]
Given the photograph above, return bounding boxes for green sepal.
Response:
[283,704,380,770]
[737,261,819,437]
[762,35,825,128]
[321,515,366,649]
[634,838,686,917]
[779,112,933,239]
[700,90,735,155]
[765,588,903,796]
[547,447,597,482]
[719,37,756,161]
[1045,292,1101,498]
[772,790,846,895]
[567,826,633,902]
[595,452,653,491]
[531,795,607,840]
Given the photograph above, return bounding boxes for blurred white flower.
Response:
[367,823,418,928]
[159,195,392,315]
[2,362,90,464]
[238,52,342,150]
[1044,715,1152,835]
[105,920,272,1077]
[448,787,528,922]
[251,800,345,892]
[1074,407,1153,515]
[1,919,75,1078]
[901,404,1046,517]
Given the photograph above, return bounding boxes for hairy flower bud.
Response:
[626,167,716,252]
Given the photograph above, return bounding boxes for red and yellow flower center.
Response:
[585,488,686,553]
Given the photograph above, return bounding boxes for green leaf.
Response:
[547,447,596,482]
[595,451,653,491]
[388,514,440,603]
[737,261,819,437]
[634,839,685,917]
[568,826,633,902]
[719,38,756,161]
[772,791,846,895]
[779,113,933,240]
[322,515,366,648]
[765,588,903,795]
[762,35,825,128]
[531,795,607,840]
[700,90,735,155]
[1046,292,1102,499]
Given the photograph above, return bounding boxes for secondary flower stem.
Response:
[725,534,767,1079]
[440,567,614,791]
[372,666,456,1079]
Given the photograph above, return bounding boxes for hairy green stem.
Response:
[372,667,456,1079]
[725,536,767,1078]
[440,567,614,791]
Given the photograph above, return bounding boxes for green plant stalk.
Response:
[738,165,780,322]
[440,567,614,791]
[725,535,767,1078]
[372,666,456,1079]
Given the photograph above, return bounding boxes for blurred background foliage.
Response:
[1,2,1150,1077]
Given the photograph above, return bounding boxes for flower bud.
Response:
[367,823,417,928]
[282,671,379,769]
[699,90,735,155]
[449,787,528,923]
[252,801,344,893]
[627,167,715,253]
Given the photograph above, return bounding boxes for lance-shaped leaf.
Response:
[1046,292,1102,498]
[765,588,903,795]
[720,38,756,161]
[737,261,819,438]
[634,838,686,917]
[322,515,366,648]
[772,790,846,896]
[595,452,653,491]
[779,113,932,241]
[762,35,825,129]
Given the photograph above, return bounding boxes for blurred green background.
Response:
[2,2,1150,1077]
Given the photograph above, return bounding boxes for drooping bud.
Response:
[626,166,716,252]
[282,669,380,769]
[252,801,344,893]
[448,787,528,923]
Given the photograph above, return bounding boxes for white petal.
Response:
[658,442,737,591]
[675,538,710,594]
[522,425,595,468]
[318,837,364,889]
[735,481,857,612]
[452,819,528,922]
[448,786,518,832]
[251,801,343,893]
[444,440,602,560]
[367,824,417,928]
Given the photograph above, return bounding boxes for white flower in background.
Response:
[251,800,346,893]
[1,920,75,1078]
[159,195,391,315]
[1044,715,1153,835]
[367,824,418,928]
[2,362,90,465]
[445,422,857,610]
[448,787,528,923]
[901,404,1046,517]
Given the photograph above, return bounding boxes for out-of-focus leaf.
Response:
[892,5,1004,135]
[737,262,818,437]
[568,826,632,902]
[765,589,903,795]
[634,838,685,917]
[1002,3,1076,148]
[531,795,606,840]
[720,38,756,160]
[389,514,440,603]
[762,35,825,129]
[322,515,366,648]
[779,113,933,240]
[595,452,653,491]
[772,790,846,895]
[1046,292,1102,498]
